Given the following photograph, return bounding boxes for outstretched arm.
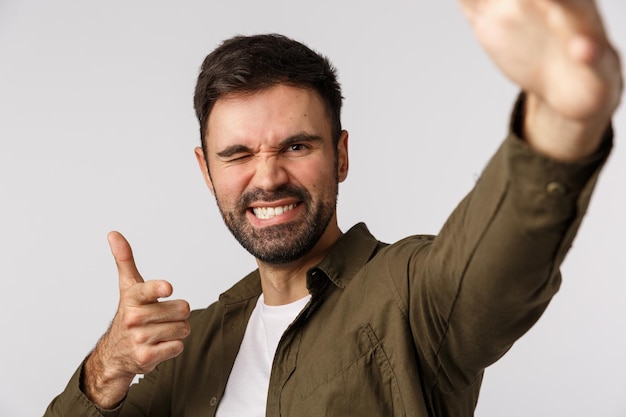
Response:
[406,1,620,399]
[459,0,622,160]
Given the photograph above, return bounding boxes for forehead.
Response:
[205,84,332,150]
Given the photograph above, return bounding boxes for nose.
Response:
[250,154,289,191]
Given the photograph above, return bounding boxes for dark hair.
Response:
[193,34,343,153]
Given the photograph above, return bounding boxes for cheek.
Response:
[212,175,247,206]
[308,152,336,176]
[299,163,337,192]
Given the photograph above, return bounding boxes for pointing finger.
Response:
[108,231,145,289]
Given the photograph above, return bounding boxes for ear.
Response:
[194,147,215,195]
[336,130,349,183]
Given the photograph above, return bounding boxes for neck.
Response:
[257,221,342,306]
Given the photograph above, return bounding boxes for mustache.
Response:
[239,185,310,208]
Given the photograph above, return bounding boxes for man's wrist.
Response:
[521,92,612,162]
[81,349,132,410]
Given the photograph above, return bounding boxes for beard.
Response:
[216,183,337,265]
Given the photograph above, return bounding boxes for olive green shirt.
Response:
[45,110,612,417]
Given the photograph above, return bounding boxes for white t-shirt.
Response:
[215,293,311,417]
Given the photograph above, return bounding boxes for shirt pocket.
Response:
[293,324,406,417]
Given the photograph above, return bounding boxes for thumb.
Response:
[107,231,144,289]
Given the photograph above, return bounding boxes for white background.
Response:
[1,1,625,416]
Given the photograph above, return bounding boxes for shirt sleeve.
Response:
[43,361,125,417]
[409,93,613,392]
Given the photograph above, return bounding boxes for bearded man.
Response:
[46,1,622,416]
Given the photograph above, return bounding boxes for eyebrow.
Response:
[216,133,324,159]
[281,133,324,147]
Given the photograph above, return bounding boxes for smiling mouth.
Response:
[252,203,297,220]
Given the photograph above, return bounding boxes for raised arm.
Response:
[404,1,621,397]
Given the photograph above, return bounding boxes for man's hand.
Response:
[83,232,191,409]
[459,0,623,161]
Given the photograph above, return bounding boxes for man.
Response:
[45,1,622,416]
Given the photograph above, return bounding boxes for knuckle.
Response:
[167,341,185,357]
[120,309,143,328]
[132,329,150,345]
[134,347,155,369]
[178,321,191,338]
[177,301,191,317]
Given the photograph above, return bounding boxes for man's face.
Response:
[195,84,348,265]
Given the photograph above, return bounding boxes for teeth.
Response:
[252,204,295,220]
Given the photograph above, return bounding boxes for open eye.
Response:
[286,143,308,153]
[279,134,321,157]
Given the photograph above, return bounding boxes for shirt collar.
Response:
[219,223,382,304]
[219,269,262,306]
[309,222,382,290]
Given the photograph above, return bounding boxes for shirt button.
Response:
[546,181,566,196]
[210,396,217,407]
